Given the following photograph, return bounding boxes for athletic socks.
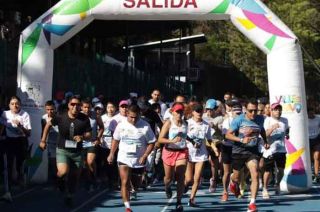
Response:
[124,201,131,208]
[250,198,256,204]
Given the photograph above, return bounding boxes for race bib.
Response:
[83,141,94,148]
[127,144,137,153]
[65,139,77,148]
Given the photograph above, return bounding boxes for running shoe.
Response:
[125,208,133,212]
[188,199,198,207]
[221,192,228,202]
[312,176,319,184]
[176,203,184,212]
[208,178,216,193]
[229,180,240,198]
[262,189,270,199]
[130,190,137,201]
[165,186,172,199]
[1,192,13,203]
[247,203,257,212]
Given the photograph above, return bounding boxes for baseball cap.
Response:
[65,91,73,99]
[232,104,242,114]
[225,98,240,107]
[271,102,282,110]
[205,99,217,109]
[119,100,129,107]
[92,97,100,105]
[129,92,138,98]
[94,102,104,110]
[171,103,184,112]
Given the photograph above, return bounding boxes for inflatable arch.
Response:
[17,0,311,193]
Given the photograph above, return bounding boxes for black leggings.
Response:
[3,137,28,183]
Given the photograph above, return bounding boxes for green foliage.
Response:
[194,0,320,97]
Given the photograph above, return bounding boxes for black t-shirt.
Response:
[141,109,163,134]
[51,112,92,149]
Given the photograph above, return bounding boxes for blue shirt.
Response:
[230,114,265,155]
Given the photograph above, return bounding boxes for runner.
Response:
[158,102,188,212]
[202,99,223,193]
[100,101,117,189]
[107,105,156,212]
[262,103,289,198]
[163,94,186,121]
[226,99,269,212]
[1,96,31,187]
[307,105,320,183]
[184,103,212,207]
[220,101,242,202]
[41,100,59,182]
[148,89,168,118]
[81,98,104,192]
[40,95,92,207]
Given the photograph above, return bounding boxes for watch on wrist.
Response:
[240,138,243,143]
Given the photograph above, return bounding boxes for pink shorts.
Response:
[162,147,188,166]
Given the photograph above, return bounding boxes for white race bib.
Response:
[127,144,137,153]
[65,139,77,148]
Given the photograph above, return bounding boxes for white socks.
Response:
[250,198,256,204]
[124,201,130,208]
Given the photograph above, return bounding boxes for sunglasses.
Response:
[247,109,258,113]
[120,105,128,108]
[195,109,204,113]
[70,102,80,107]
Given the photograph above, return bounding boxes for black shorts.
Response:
[82,146,97,155]
[118,162,145,175]
[208,143,221,160]
[221,145,233,164]
[310,138,320,151]
[232,153,260,171]
[263,153,286,172]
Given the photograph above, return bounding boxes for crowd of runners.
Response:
[1,90,320,212]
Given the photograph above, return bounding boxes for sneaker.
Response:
[130,190,137,201]
[188,199,197,207]
[229,180,240,198]
[209,178,216,193]
[262,189,270,199]
[165,186,172,199]
[125,208,133,212]
[313,176,319,184]
[176,203,184,212]
[221,192,228,202]
[247,203,257,212]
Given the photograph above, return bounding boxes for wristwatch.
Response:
[240,138,244,143]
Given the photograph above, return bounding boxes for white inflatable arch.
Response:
[17,0,311,193]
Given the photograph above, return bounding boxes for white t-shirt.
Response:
[1,110,31,138]
[101,114,114,149]
[263,116,289,157]
[163,108,172,121]
[186,118,211,162]
[109,113,127,132]
[114,119,156,168]
[149,99,167,118]
[221,116,234,146]
[308,116,320,139]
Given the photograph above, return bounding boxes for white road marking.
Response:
[70,189,108,212]
[160,193,177,212]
